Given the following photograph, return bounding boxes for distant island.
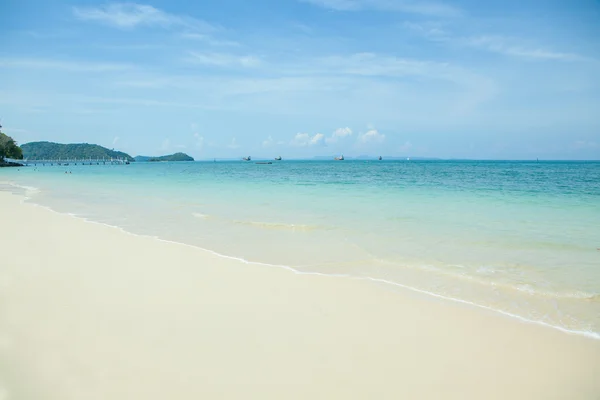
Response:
[135,153,194,162]
[21,142,134,161]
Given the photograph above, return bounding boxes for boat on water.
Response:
[334,155,344,161]
[242,156,251,161]
[275,156,282,161]
[256,162,272,165]
[378,156,382,161]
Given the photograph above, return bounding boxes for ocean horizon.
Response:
[10,153,600,162]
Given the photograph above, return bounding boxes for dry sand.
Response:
[1,191,599,399]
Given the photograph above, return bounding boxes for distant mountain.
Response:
[135,152,194,162]
[21,142,134,161]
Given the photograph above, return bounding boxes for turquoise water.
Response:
[2,160,600,337]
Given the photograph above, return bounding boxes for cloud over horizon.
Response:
[357,129,386,145]
[326,127,353,144]
[291,132,326,147]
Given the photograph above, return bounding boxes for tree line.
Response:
[0,131,23,162]
[20,142,134,161]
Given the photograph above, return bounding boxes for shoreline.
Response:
[1,189,600,399]
[0,161,24,168]
[3,180,599,341]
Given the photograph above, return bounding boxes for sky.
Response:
[1,0,599,160]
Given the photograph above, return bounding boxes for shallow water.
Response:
[3,159,600,337]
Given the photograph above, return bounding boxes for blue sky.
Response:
[1,0,599,159]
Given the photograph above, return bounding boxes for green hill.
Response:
[21,142,134,161]
[135,152,194,162]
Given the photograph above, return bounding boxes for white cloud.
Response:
[160,138,171,151]
[326,127,353,144]
[403,23,583,62]
[334,127,353,137]
[291,133,310,146]
[464,36,582,61]
[358,129,385,144]
[0,58,133,72]
[73,3,214,31]
[291,132,326,147]
[112,136,120,146]
[311,133,325,145]
[186,52,261,68]
[300,0,461,17]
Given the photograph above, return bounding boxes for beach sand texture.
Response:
[1,191,599,399]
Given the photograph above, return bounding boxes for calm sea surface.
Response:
[3,160,600,337]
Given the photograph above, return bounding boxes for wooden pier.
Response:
[7,157,130,166]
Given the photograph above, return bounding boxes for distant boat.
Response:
[275,156,282,161]
[256,162,272,165]
[334,155,344,161]
[378,156,382,161]
[242,156,251,161]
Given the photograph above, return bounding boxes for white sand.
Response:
[1,190,599,399]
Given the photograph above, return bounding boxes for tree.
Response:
[0,131,24,161]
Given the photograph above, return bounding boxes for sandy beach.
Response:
[1,189,599,399]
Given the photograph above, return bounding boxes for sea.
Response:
[2,159,599,338]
